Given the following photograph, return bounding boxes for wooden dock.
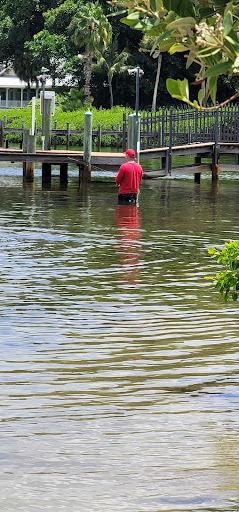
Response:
[0,148,125,166]
[0,141,238,183]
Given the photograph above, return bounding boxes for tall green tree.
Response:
[25,30,69,83]
[69,1,112,105]
[94,37,129,108]
[0,0,59,81]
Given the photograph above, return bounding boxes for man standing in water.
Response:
[115,149,143,204]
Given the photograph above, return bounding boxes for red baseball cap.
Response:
[124,148,135,157]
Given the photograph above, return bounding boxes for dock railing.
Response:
[1,104,239,151]
[139,105,239,149]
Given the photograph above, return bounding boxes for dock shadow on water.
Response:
[1,166,239,511]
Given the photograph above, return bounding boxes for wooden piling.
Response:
[161,156,166,170]
[22,128,30,177]
[42,162,52,187]
[127,112,141,158]
[60,163,68,184]
[20,121,25,149]
[194,155,201,183]
[25,134,36,182]
[0,119,4,147]
[212,109,219,181]
[81,111,92,183]
[212,163,219,181]
[22,129,30,153]
[128,114,135,150]
[43,98,52,150]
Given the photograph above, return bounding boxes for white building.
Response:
[0,67,38,108]
[0,65,73,108]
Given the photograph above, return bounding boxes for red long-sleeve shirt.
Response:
[115,161,143,194]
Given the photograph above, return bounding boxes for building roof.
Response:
[0,75,36,89]
[0,64,75,90]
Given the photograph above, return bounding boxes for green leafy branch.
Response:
[108,0,239,109]
[206,240,239,302]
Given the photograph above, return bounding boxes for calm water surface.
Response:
[0,164,239,512]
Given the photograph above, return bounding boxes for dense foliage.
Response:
[0,0,238,109]
[110,0,239,109]
[207,241,239,302]
[1,103,130,146]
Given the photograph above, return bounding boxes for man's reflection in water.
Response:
[115,204,142,287]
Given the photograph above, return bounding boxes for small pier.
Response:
[0,105,239,184]
[0,141,238,184]
[0,148,125,184]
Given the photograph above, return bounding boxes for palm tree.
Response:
[95,37,129,108]
[70,1,111,105]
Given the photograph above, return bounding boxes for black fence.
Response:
[1,105,239,151]
[123,105,239,150]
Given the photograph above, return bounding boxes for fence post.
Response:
[0,119,4,147]
[166,107,173,174]
[162,108,165,146]
[237,105,239,163]
[66,122,70,150]
[237,104,239,143]
[122,112,126,152]
[136,114,141,163]
[97,122,101,152]
[116,122,120,151]
[54,121,58,150]
[195,110,198,142]
[159,121,162,147]
[212,108,219,181]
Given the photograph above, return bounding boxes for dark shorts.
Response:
[118,193,137,204]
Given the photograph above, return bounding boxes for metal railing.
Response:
[123,105,239,150]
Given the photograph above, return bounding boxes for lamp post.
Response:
[128,66,144,160]
[38,67,49,150]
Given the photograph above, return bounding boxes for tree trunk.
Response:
[152,54,162,113]
[201,66,209,107]
[84,51,93,106]
[202,78,209,107]
[109,77,113,109]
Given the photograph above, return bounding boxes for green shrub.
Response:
[207,240,239,302]
[0,104,129,147]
